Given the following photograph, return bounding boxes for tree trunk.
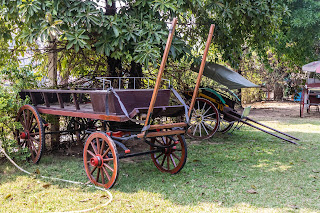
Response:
[107,57,122,88]
[129,61,143,89]
[274,82,283,100]
[48,41,58,87]
[48,40,60,151]
[105,1,116,15]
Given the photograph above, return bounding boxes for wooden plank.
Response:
[42,92,50,107]
[72,93,80,110]
[137,129,185,138]
[57,93,64,108]
[29,92,38,106]
[188,24,215,118]
[148,122,187,130]
[144,18,178,126]
[36,107,126,122]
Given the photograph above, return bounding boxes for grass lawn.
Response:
[0,117,319,212]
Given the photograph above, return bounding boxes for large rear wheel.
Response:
[16,105,45,163]
[187,98,220,139]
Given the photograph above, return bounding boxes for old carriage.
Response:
[15,19,215,188]
[185,63,299,144]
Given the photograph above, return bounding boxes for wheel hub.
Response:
[20,131,28,139]
[196,116,203,122]
[90,155,102,167]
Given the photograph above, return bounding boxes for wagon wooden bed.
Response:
[15,19,215,189]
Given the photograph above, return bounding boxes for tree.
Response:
[271,0,320,66]
[0,0,291,81]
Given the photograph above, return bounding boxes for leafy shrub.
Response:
[0,65,38,160]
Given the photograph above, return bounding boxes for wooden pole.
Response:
[188,24,215,118]
[144,18,178,126]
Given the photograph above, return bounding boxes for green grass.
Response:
[1,117,320,212]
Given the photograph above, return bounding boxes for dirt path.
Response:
[244,101,320,120]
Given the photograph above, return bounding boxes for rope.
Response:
[0,145,113,213]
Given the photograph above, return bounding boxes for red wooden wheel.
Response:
[187,98,220,139]
[16,105,45,163]
[83,132,119,189]
[150,134,187,174]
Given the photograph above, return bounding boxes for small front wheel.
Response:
[150,134,187,174]
[83,132,119,189]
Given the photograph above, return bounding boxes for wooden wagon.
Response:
[15,19,215,188]
[184,63,299,144]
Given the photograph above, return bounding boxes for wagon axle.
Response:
[90,154,103,167]
[20,132,28,139]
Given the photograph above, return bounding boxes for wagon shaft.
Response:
[223,107,299,145]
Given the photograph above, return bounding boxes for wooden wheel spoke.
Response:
[101,167,105,184]
[26,110,30,129]
[203,113,216,119]
[100,140,105,155]
[29,121,38,132]
[90,166,97,175]
[103,163,114,172]
[198,123,202,137]
[172,152,181,161]
[155,153,164,160]
[203,118,216,122]
[28,113,35,130]
[29,132,40,136]
[87,150,96,157]
[155,138,164,145]
[170,154,177,167]
[103,158,114,162]
[193,123,200,136]
[102,147,110,158]
[102,166,111,181]
[96,168,100,181]
[28,143,35,159]
[204,122,214,130]
[29,136,40,144]
[90,141,98,155]
[22,110,27,126]
[96,137,100,155]
[201,102,207,112]
[201,122,209,135]
[167,155,170,169]
[161,155,166,167]
[203,105,211,116]
[164,136,169,145]
[28,139,37,153]
[21,112,28,130]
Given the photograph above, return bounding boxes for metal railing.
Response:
[96,77,170,90]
